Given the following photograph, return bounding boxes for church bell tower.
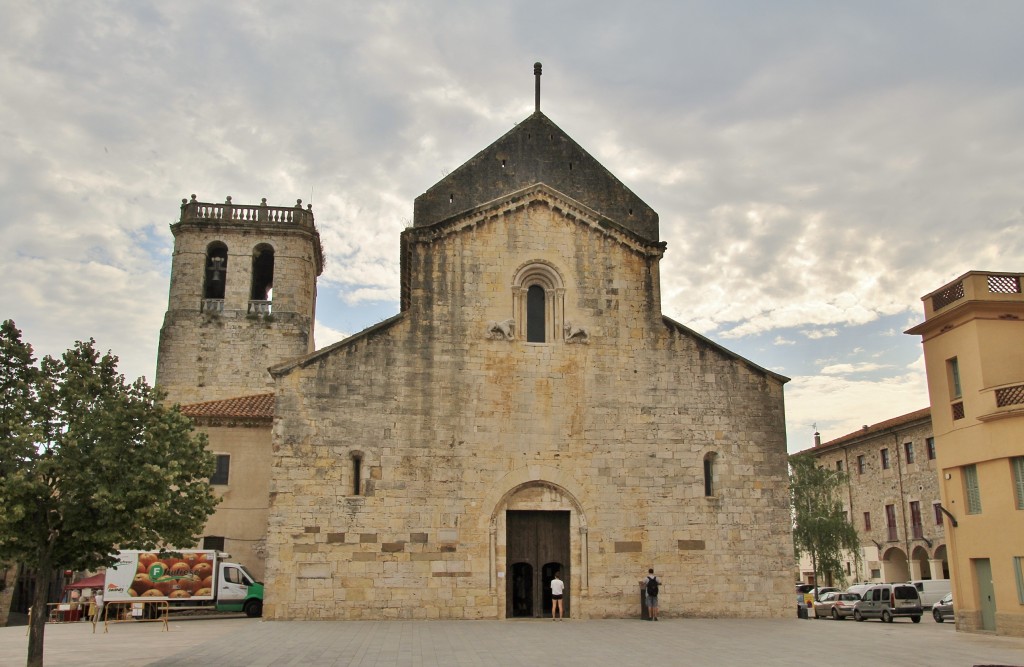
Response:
[155,195,323,406]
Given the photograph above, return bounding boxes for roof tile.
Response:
[179,393,275,419]
[818,407,931,449]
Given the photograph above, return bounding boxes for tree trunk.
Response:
[811,549,819,600]
[26,554,52,667]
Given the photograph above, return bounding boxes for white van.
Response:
[910,579,950,607]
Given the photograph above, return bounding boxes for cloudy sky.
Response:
[2,1,1022,452]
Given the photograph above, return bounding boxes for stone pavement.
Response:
[2,616,1023,666]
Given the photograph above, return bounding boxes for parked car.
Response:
[932,593,955,623]
[813,591,861,620]
[854,583,923,623]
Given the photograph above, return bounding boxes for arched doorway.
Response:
[486,473,588,620]
[506,510,569,618]
[509,562,534,617]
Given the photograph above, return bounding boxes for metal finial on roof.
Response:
[534,62,542,112]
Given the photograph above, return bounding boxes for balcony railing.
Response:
[931,281,965,311]
[995,384,1024,408]
[248,300,272,315]
[201,299,224,314]
[930,271,1023,313]
[180,195,314,227]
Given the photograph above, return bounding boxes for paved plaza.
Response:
[1,615,1022,666]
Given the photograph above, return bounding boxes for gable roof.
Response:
[270,313,406,378]
[794,408,932,456]
[413,112,659,242]
[662,316,789,384]
[179,393,275,420]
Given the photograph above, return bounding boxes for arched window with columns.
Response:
[512,261,565,344]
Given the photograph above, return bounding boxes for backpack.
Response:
[646,576,659,597]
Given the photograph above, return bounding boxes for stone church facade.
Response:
[156,82,794,620]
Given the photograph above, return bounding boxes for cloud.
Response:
[820,362,890,376]
[786,358,929,453]
[2,2,1022,446]
[314,320,349,349]
[802,329,839,340]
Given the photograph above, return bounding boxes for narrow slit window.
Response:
[526,285,546,342]
[703,453,717,497]
[947,357,962,399]
[352,454,363,496]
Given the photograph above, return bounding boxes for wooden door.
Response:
[506,510,570,617]
[973,558,997,631]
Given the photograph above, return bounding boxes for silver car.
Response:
[932,593,954,623]
[813,591,861,620]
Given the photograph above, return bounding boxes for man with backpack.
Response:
[643,568,660,621]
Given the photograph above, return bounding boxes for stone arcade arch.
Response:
[933,545,950,579]
[484,467,589,619]
[911,545,932,579]
[881,546,910,582]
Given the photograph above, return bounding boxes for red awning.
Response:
[65,573,105,590]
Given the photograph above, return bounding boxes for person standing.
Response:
[550,571,565,620]
[643,568,660,621]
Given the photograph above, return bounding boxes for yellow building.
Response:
[907,270,1024,636]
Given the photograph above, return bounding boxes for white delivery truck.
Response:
[103,550,264,617]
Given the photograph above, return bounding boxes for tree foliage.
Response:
[790,452,861,591]
[0,320,218,667]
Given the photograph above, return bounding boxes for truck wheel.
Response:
[911,615,921,623]
[881,610,892,623]
[854,610,864,622]
[933,609,943,623]
[244,599,263,618]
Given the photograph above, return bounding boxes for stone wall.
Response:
[264,192,793,620]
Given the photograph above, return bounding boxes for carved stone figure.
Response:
[564,322,590,343]
[486,319,516,340]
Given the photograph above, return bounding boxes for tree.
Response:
[0,321,219,667]
[790,452,861,596]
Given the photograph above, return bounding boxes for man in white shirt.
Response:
[550,571,565,620]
